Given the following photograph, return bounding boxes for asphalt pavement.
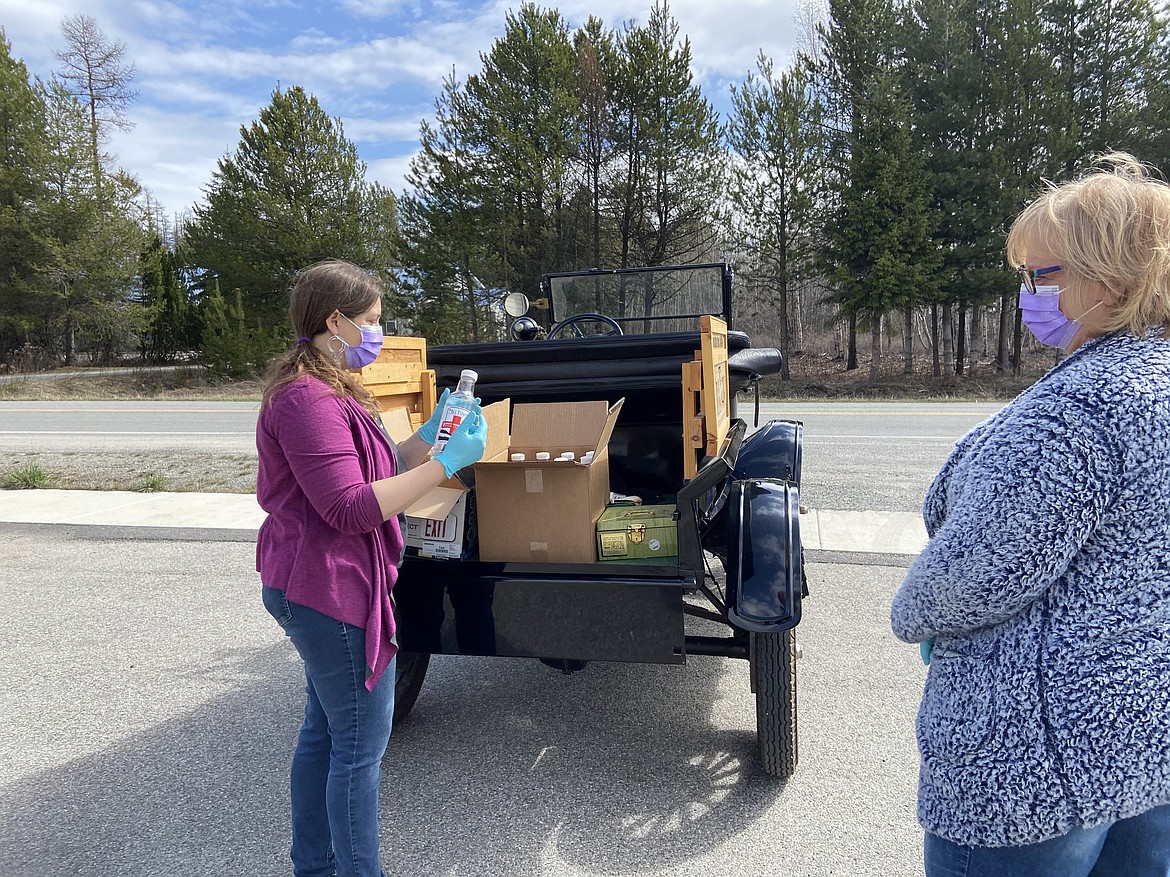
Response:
[0,429,934,876]
[0,529,927,877]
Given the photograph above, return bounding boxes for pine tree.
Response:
[462,3,581,295]
[0,32,49,363]
[39,79,146,365]
[53,14,136,206]
[610,1,724,271]
[727,54,825,379]
[818,0,939,377]
[138,235,197,362]
[182,85,395,329]
[398,72,495,344]
[905,0,1013,376]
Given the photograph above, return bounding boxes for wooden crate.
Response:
[351,336,437,431]
[682,316,731,479]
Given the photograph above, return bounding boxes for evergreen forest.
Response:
[2,0,1168,382]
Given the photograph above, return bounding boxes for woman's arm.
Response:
[396,431,434,471]
[370,458,448,520]
[891,398,1119,642]
[373,411,488,520]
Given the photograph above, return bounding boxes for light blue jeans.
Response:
[263,586,395,877]
[925,803,1170,877]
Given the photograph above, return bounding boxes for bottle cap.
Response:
[558,452,575,460]
[459,368,478,382]
[535,452,551,461]
[510,453,526,462]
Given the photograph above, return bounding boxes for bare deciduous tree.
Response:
[54,14,137,197]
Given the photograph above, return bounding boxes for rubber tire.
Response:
[750,629,798,778]
[393,651,430,724]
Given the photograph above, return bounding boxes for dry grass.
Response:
[0,354,1054,404]
[0,367,263,401]
[1,450,258,494]
[1,356,1048,495]
[0,367,261,493]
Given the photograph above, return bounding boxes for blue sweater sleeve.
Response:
[269,382,384,535]
[891,398,1118,642]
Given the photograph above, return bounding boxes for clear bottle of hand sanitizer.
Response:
[431,369,478,454]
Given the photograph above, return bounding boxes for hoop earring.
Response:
[327,335,346,367]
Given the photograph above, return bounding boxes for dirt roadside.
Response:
[0,360,1043,494]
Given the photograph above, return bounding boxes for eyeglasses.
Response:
[1017,265,1062,294]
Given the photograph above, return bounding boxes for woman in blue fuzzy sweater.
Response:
[892,153,1170,877]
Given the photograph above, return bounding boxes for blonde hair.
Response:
[1006,152,1170,337]
[261,260,382,416]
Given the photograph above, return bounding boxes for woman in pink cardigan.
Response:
[256,260,486,877]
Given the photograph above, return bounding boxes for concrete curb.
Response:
[0,488,928,557]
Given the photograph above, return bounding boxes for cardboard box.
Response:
[380,400,510,560]
[596,504,678,562]
[475,399,624,563]
[404,489,471,559]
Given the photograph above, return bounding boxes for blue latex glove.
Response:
[920,638,935,666]
[417,388,451,445]
[435,410,488,478]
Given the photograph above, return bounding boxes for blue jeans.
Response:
[263,587,395,877]
[925,803,1170,877]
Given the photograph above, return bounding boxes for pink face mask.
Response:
[1018,284,1102,350]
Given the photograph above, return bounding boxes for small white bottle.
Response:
[431,369,478,454]
[535,452,551,461]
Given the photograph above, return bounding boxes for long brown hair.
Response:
[262,260,383,416]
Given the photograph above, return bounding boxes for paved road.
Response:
[0,400,260,453]
[0,399,1009,874]
[0,400,1003,511]
[0,531,926,877]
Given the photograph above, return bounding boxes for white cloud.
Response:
[367,151,418,196]
[344,115,426,143]
[109,106,240,213]
[128,0,195,29]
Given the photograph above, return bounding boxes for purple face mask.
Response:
[339,315,384,369]
[1018,284,1101,350]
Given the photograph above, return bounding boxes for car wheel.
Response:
[750,628,798,779]
[393,651,430,724]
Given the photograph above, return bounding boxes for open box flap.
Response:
[507,398,624,457]
[404,485,465,520]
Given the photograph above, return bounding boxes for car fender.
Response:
[734,419,803,485]
[725,478,802,633]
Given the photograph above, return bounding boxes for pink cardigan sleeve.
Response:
[267,381,385,535]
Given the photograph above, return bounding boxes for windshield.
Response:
[545,263,731,334]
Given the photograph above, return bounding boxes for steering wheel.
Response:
[546,313,624,339]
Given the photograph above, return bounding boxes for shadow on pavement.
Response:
[384,655,782,876]
[2,567,782,877]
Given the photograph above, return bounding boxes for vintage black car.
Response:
[390,262,805,778]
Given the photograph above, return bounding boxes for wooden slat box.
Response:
[681,315,730,479]
[351,336,437,431]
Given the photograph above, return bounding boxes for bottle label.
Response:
[433,403,472,451]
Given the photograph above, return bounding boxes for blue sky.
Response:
[0,0,810,220]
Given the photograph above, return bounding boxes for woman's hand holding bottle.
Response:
[435,411,488,478]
